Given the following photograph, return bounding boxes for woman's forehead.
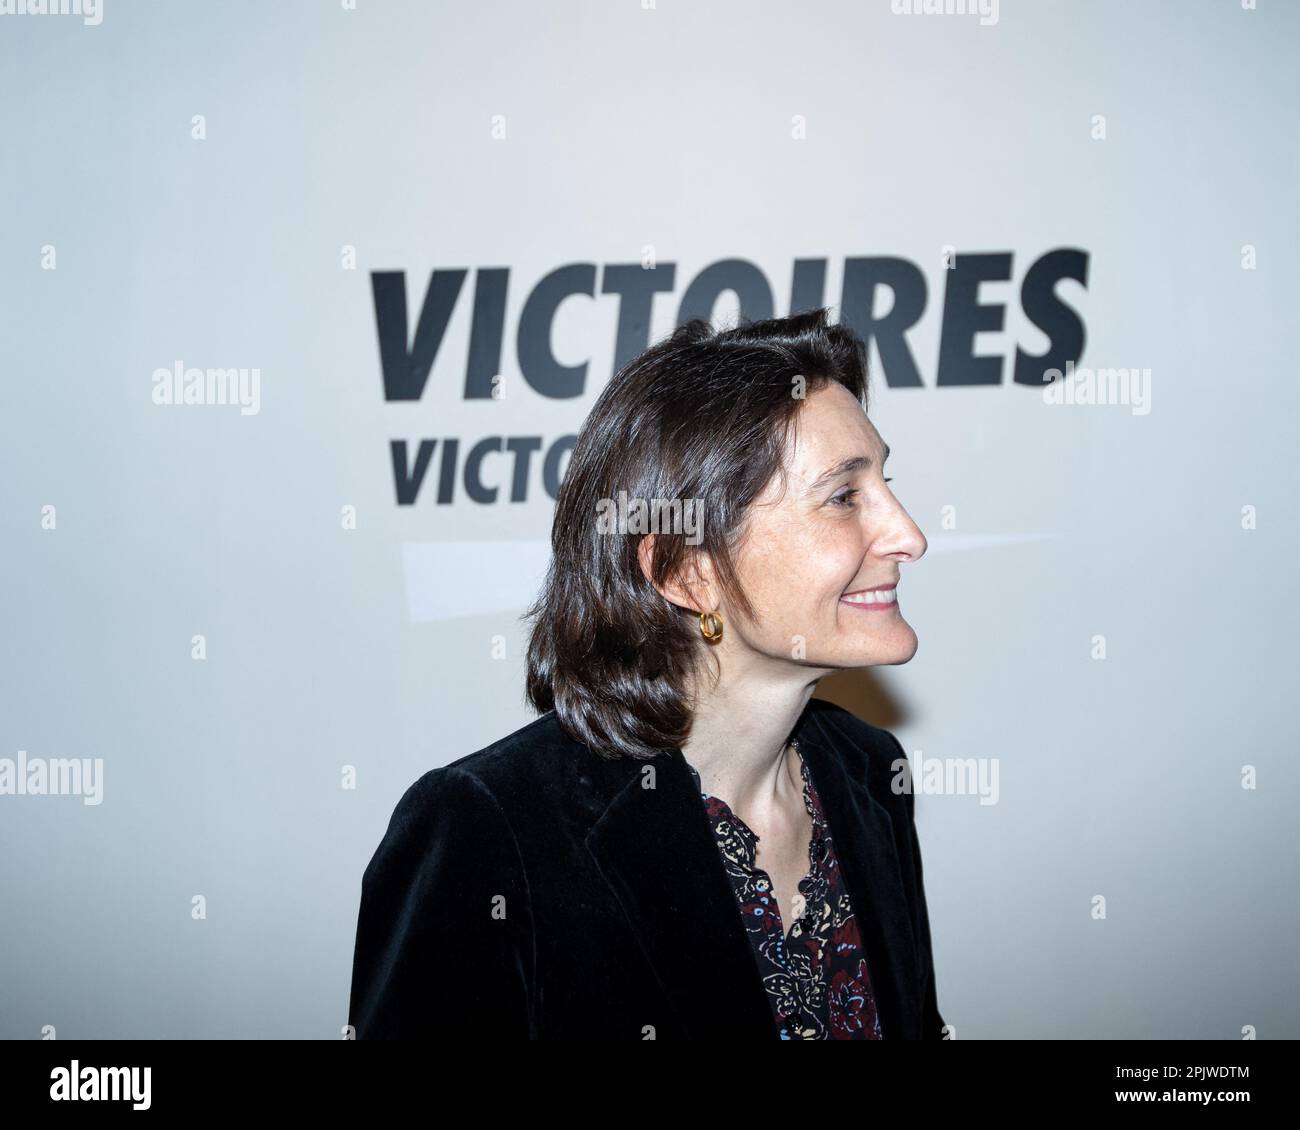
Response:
[786,386,884,474]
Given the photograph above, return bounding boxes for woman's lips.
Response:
[840,586,898,611]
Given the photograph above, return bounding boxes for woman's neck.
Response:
[679,659,822,827]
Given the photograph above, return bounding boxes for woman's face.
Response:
[720,381,927,671]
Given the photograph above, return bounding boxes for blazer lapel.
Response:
[584,748,778,1039]
[582,705,922,1039]
[795,707,922,1039]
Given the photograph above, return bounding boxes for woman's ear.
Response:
[637,533,714,612]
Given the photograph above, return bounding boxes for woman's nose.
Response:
[874,497,927,563]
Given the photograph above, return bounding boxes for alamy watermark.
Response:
[595,491,703,546]
[0,0,102,25]
[152,360,261,415]
[50,1061,150,1109]
[890,0,999,27]
[1041,359,1152,416]
[1,751,103,805]
[891,747,999,806]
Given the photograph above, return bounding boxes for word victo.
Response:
[391,434,574,505]
[595,491,704,545]
[0,751,103,805]
[151,360,261,415]
[0,0,102,25]
[890,0,999,27]
[50,1061,150,1110]
[1041,359,1151,416]
[890,750,1000,806]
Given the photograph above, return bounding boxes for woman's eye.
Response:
[829,489,859,508]
[884,477,893,484]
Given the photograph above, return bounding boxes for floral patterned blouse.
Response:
[686,739,883,1040]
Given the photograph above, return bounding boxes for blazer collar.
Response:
[583,704,921,1039]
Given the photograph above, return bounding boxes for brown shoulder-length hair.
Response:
[524,306,870,760]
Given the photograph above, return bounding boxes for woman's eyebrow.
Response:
[804,444,890,495]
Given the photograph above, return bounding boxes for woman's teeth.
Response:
[842,589,897,605]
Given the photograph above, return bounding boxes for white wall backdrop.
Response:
[1,0,1296,1039]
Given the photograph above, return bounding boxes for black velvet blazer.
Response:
[347,697,945,1040]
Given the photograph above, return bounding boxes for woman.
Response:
[348,307,944,1040]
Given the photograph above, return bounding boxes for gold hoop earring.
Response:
[699,611,723,642]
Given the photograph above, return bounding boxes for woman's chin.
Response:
[839,623,919,666]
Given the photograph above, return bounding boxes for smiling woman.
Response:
[527,309,927,758]
[347,307,945,1041]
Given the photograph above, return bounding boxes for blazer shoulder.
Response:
[385,710,579,831]
[366,757,514,877]
[399,708,557,784]
[351,734,537,1038]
